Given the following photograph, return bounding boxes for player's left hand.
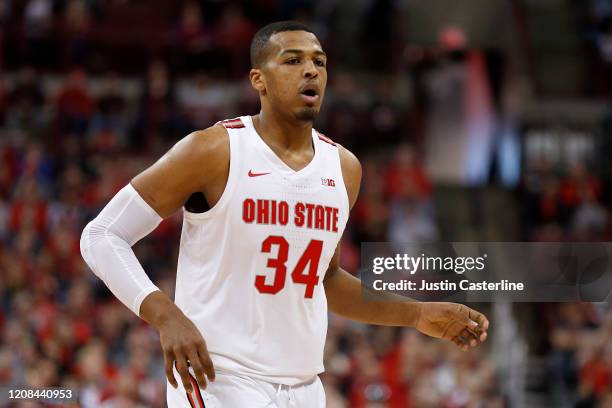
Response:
[414,302,489,351]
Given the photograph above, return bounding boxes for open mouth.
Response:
[301,89,317,97]
[299,86,320,105]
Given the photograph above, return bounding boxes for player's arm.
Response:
[80,125,228,392]
[323,147,489,350]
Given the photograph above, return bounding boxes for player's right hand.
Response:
[157,310,216,393]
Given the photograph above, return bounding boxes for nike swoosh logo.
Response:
[248,170,271,177]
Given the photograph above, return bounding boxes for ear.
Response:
[249,68,266,95]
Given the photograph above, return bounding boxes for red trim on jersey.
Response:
[218,118,245,129]
[317,132,337,146]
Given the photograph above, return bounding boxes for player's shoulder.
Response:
[181,117,248,156]
[337,145,361,180]
[186,122,229,148]
[175,122,229,164]
[338,145,361,208]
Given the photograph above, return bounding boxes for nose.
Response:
[303,60,318,79]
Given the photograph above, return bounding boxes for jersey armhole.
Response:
[335,146,351,215]
[183,127,238,221]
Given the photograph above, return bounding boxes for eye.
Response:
[286,58,300,65]
[315,59,326,67]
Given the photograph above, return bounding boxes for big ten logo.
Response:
[321,178,335,187]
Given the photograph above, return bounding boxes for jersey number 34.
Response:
[255,236,323,299]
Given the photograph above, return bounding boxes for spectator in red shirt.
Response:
[560,161,602,210]
[385,143,432,201]
[55,67,95,134]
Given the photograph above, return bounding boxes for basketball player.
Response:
[80,21,489,407]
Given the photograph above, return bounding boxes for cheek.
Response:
[269,78,294,100]
[320,71,328,87]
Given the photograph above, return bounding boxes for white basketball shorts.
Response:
[166,366,326,408]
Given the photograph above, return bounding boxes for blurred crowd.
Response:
[0,0,406,76]
[542,303,612,408]
[520,158,611,242]
[1,0,612,407]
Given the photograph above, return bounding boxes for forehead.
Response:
[267,30,323,55]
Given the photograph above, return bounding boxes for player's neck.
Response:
[253,110,313,152]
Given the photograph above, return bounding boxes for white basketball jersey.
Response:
[174,115,349,385]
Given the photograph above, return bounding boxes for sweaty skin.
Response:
[133,30,489,394]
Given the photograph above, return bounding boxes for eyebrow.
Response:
[278,49,327,57]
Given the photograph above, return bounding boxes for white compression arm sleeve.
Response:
[80,183,163,315]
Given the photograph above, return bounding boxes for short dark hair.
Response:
[250,21,315,68]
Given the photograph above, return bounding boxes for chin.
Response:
[295,107,318,122]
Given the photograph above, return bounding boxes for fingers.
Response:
[452,334,469,351]
[449,305,490,350]
[460,327,478,347]
[175,352,193,394]
[460,316,481,339]
[187,349,208,389]
[164,350,178,388]
[467,308,490,342]
[452,328,474,351]
[166,341,214,394]
[456,306,488,336]
[197,342,216,382]
[451,336,465,349]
